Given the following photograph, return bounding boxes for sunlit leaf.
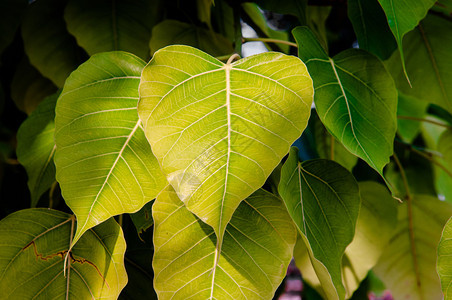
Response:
[17,92,58,207]
[347,0,397,60]
[150,20,234,56]
[294,26,397,174]
[11,57,57,115]
[374,195,452,299]
[0,208,127,299]
[22,0,84,88]
[438,216,452,299]
[278,147,360,300]
[386,14,452,114]
[55,51,167,247]
[65,0,159,60]
[153,186,296,299]
[139,45,313,249]
[0,0,27,55]
[377,0,436,78]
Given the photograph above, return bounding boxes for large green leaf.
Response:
[341,182,397,297]
[139,45,313,250]
[278,147,360,300]
[438,216,452,299]
[0,0,27,56]
[17,92,58,207]
[374,195,452,299]
[293,26,397,174]
[312,112,358,171]
[386,14,452,114]
[0,208,127,299]
[150,20,234,57]
[55,51,167,247]
[64,0,159,60]
[11,57,57,115]
[347,0,397,60]
[22,0,84,88]
[153,186,297,299]
[377,0,436,77]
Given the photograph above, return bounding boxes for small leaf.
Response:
[65,0,159,60]
[55,51,167,247]
[386,14,452,114]
[377,0,436,78]
[153,186,297,299]
[17,92,58,207]
[22,0,84,88]
[150,20,234,56]
[438,216,452,299]
[374,195,452,299]
[278,147,360,300]
[0,208,127,299]
[0,0,27,55]
[139,45,313,248]
[294,26,398,174]
[347,0,397,60]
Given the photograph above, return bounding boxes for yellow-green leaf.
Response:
[438,216,452,299]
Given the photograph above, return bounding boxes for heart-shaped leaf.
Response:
[55,51,167,247]
[17,92,58,207]
[278,147,360,300]
[386,14,452,114]
[153,186,297,299]
[293,26,397,174]
[377,0,436,78]
[438,216,452,299]
[139,45,313,247]
[22,0,85,88]
[64,0,160,60]
[0,208,127,299]
[374,195,452,299]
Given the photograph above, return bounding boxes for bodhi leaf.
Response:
[153,186,297,299]
[294,26,397,174]
[150,20,234,57]
[438,216,452,299]
[64,0,159,60]
[0,208,127,299]
[55,51,167,248]
[374,195,452,300]
[22,0,84,88]
[386,14,452,114]
[278,147,360,300]
[347,0,397,60]
[17,92,58,207]
[139,45,313,253]
[377,0,436,79]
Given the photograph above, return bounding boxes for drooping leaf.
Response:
[294,26,398,174]
[341,182,397,297]
[347,0,397,60]
[438,216,452,299]
[153,186,297,299]
[377,0,436,78]
[386,14,452,114]
[312,112,358,171]
[64,0,160,60]
[0,208,127,299]
[139,45,313,248]
[22,0,84,88]
[0,0,27,56]
[11,57,57,115]
[55,51,168,247]
[397,91,429,142]
[278,147,360,300]
[129,201,154,239]
[374,195,452,300]
[17,92,58,207]
[150,20,234,57]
